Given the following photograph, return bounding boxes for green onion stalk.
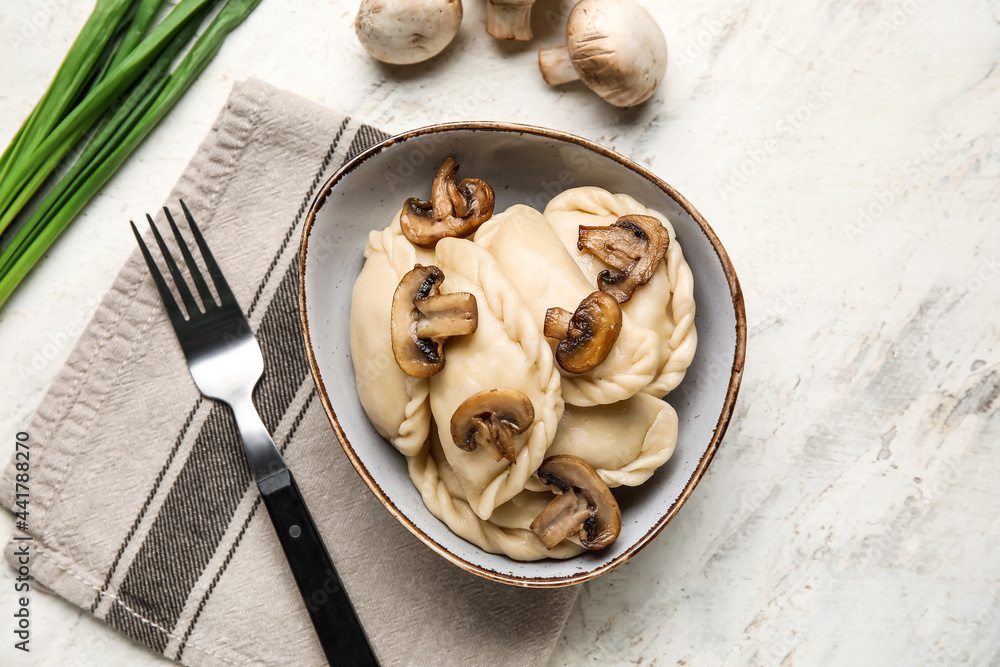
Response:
[0,0,134,188]
[0,0,264,308]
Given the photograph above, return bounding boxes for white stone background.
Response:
[1,0,999,665]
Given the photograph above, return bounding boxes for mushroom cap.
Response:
[390,264,478,377]
[533,455,621,550]
[577,214,669,303]
[450,388,535,463]
[355,0,464,66]
[543,291,622,374]
[565,0,667,107]
[400,158,496,248]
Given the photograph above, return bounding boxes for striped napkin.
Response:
[0,78,577,666]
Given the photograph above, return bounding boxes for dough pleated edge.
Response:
[363,228,432,457]
[476,208,661,408]
[431,239,564,520]
[544,187,698,396]
[406,449,585,560]
[598,400,678,488]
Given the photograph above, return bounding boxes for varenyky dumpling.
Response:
[350,223,435,456]
[545,392,678,488]
[408,431,585,560]
[428,238,564,520]
[544,187,697,396]
[351,172,697,563]
[475,205,660,407]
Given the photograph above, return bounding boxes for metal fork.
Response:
[132,201,378,666]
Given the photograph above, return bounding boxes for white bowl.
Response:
[298,122,746,586]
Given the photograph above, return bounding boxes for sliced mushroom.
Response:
[450,388,534,463]
[391,265,478,377]
[537,0,668,107]
[577,214,669,303]
[530,455,621,550]
[400,158,495,248]
[543,291,622,374]
[355,0,463,65]
[486,0,537,41]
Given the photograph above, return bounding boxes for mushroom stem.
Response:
[487,0,536,41]
[577,215,670,304]
[432,158,459,220]
[416,316,476,339]
[415,293,478,338]
[543,307,573,339]
[530,489,592,550]
[462,414,516,463]
[538,46,580,85]
[576,225,642,271]
[483,419,517,463]
[391,265,478,378]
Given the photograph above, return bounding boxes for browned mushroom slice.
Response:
[530,455,621,550]
[390,265,478,378]
[577,214,670,303]
[450,388,535,463]
[543,291,622,374]
[400,158,496,248]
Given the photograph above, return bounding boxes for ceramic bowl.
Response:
[298,122,745,586]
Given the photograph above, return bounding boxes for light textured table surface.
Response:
[2,0,999,665]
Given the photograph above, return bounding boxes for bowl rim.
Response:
[298,120,747,587]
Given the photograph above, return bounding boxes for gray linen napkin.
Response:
[0,78,577,666]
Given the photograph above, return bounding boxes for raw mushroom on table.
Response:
[355,0,464,65]
[538,0,668,107]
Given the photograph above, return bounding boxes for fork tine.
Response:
[147,214,200,318]
[164,206,216,309]
[131,221,186,328]
[179,199,237,307]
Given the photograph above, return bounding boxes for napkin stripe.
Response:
[174,388,317,661]
[106,403,249,652]
[104,258,303,652]
[94,113,351,612]
[252,267,312,431]
[89,396,204,613]
[99,122,364,653]
[344,124,390,163]
[247,116,351,317]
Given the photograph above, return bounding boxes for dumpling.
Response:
[475,204,660,407]
[545,392,678,488]
[544,187,697,396]
[429,238,563,520]
[407,432,585,560]
[350,225,435,456]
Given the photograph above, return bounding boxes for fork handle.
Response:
[258,469,379,666]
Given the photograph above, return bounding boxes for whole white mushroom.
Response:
[355,0,464,65]
[538,0,667,107]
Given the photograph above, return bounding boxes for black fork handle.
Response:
[258,469,380,666]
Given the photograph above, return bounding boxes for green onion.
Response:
[106,0,170,75]
[0,0,217,234]
[0,0,265,307]
[0,11,203,282]
[0,0,135,189]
